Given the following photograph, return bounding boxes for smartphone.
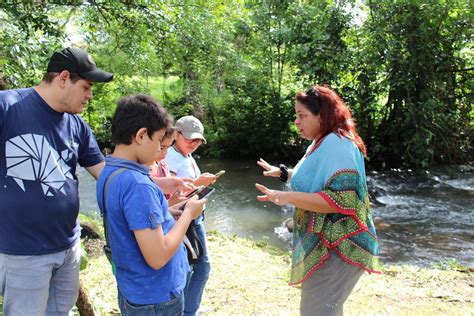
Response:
[197,186,215,199]
[185,188,200,198]
[179,186,215,210]
[215,170,226,178]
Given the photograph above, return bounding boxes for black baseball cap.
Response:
[47,47,113,82]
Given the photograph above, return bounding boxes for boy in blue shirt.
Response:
[96,94,206,315]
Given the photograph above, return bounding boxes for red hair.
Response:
[296,85,367,156]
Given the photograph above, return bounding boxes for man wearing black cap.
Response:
[0,47,113,315]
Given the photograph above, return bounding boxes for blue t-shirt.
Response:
[96,156,189,305]
[0,88,104,255]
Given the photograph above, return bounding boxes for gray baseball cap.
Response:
[176,115,206,144]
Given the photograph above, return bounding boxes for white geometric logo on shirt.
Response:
[5,133,73,196]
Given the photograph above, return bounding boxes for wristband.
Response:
[279,164,288,182]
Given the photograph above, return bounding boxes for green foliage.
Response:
[0,2,66,87]
[352,0,473,168]
[286,1,352,86]
[80,241,88,271]
[0,0,471,169]
[433,257,471,272]
[215,74,300,161]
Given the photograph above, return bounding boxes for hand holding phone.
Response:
[183,197,207,219]
[179,186,215,210]
[214,170,226,178]
[195,173,217,187]
[184,187,202,199]
[196,186,215,199]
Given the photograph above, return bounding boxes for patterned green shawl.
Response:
[289,133,379,285]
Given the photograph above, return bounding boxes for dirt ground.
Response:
[80,233,473,315]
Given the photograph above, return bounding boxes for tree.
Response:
[0,2,66,87]
[1,0,471,168]
[358,0,473,167]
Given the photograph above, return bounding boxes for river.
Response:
[78,159,473,267]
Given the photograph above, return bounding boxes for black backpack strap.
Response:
[102,167,127,263]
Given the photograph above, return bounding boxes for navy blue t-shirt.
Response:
[0,88,104,255]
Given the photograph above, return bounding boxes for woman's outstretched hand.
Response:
[255,183,288,206]
[257,158,280,177]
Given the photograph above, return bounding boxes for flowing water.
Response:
[78,159,473,267]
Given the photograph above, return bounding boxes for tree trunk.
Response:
[76,280,96,316]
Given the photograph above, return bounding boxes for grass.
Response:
[1,231,472,315]
[78,231,474,315]
[112,75,183,105]
[145,75,183,104]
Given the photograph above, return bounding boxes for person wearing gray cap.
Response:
[165,115,217,315]
[0,47,113,315]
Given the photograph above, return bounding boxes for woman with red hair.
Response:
[256,85,379,315]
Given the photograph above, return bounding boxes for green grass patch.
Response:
[78,231,473,315]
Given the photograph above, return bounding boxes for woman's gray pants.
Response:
[300,252,363,316]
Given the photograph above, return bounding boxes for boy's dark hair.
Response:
[112,94,171,145]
